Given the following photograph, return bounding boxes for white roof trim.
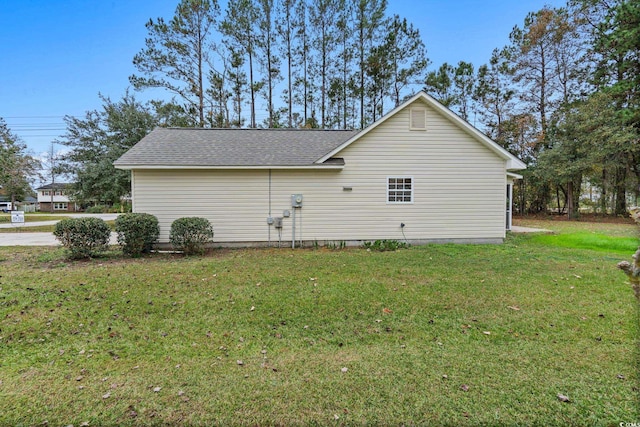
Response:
[507,172,523,180]
[115,164,345,171]
[316,91,527,171]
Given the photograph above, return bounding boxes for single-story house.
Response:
[114,91,526,247]
[36,183,81,212]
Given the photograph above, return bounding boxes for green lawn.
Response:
[515,216,638,237]
[0,225,638,425]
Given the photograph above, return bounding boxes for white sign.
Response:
[11,211,25,224]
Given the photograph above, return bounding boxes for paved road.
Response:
[0,214,120,246]
[0,213,119,229]
[0,232,119,246]
[510,225,552,233]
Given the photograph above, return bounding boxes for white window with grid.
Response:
[387,177,413,204]
[54,203,68,210]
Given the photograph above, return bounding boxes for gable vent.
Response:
[410,107,427,130]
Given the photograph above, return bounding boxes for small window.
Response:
[410,107,427,130]
[387,177,413,203]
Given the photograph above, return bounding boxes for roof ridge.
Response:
[162,127,357,132]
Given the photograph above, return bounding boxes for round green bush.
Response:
[53,217,111,259]
[115,213,160,257]
[169,217,214,255]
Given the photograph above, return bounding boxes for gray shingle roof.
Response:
[35,183,73,190]
[114,127,359,168]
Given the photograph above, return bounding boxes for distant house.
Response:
[0,195,37,212]
[36,183,81,212]
[17,195,38,213]
[114,91,526,247]
[0,188,31,212]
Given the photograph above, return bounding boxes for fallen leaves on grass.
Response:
[460,384,470,392]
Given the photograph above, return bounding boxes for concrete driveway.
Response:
[0,213,120,246]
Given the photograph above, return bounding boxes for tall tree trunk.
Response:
[566,181,575,218]
[287,26,293,128]
[614,166,627,215]
[248,48,256,128]
[600,169,608,214]
[198,26,205,127]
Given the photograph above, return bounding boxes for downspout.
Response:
[268,169,272,247]
[292,206,296,249]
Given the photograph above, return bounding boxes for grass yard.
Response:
[0,223,638,425]
[515,217,639,254]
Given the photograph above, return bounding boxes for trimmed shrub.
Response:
[115,213,160,257]
[53,217,111,259]
[85,205,109,213]
[170,217,214,255]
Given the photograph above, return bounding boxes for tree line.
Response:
[423,0,639,217]
[1,0,638,217]
[129,0,427,130]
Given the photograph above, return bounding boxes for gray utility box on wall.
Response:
[291,194,303,208]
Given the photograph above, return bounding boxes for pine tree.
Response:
[221,0,260,127]
[130,0,220,127]
[354,0,388,128]
[309,0,340,128]
[255,0,281,128]
[424,63,456,107]
[384,15,429,107]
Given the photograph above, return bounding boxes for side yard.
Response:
[0,221,638,425]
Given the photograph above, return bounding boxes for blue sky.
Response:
[0,0,565,157]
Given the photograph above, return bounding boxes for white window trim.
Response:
[54,202,68,210]
[386,176,414,204]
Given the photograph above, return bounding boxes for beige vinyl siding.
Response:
[133,170,271,242]
[132,99,507,243]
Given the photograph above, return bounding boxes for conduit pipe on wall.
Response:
[267,170,272,247]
